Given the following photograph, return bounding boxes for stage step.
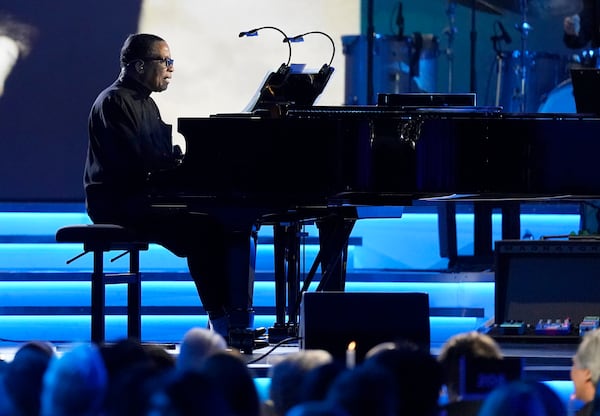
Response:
[0,203,581,353]
[0,272,493,345]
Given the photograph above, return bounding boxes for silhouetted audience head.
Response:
[176,326,227,373]
[477,380,566,416]
[3,340,54,416]
[100,338,152,379]
[286,401,350,416]
[571,328,600,413]
[0,359,15,415]
[298,361,346,403]
[40,342,107,416]
[437,331,503,402]
[267,349,333,416]
[364,341,400,359]
[145,370,232,415]
[326,364,398,416]
[199,349,260,416]
[100,338,174,416]
[363,341,443,416]
[143,342,176,371]
[103,360,167,416]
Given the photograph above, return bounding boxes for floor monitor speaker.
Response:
[299,291,430,364]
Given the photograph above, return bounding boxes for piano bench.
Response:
[55,224,149,344]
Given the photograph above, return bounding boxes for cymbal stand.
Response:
[366,0,375,104]
[494,40,505,107]
[469,0,478,93]
[492,22,509,107]
[515,0,532,112]
[444,1,458,93]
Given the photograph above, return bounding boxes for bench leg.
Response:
[91,250,105,344]
[128,249,142,340]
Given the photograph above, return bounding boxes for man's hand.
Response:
[564,14,581,36]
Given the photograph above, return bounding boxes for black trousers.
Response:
[86,190,256,326]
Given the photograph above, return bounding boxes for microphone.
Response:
[283,30,336,67]
[238,26,292,66]
[497,21,512,44]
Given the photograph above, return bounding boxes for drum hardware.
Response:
[576,49,600,69]
[366,0,375,104]
[537,78,576,113]
[444,1,458,92]
[453,0,503,14]
[496,50,566,112]
[452,0,580,109]
[342,34,439,105]
[492,0,532,112]
[476,0,582,18]
[491,20,513,107]
[451,0,503,93]
[514,0,532,112]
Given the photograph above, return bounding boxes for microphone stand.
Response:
[469,0,477,93]
[516,0,531,112]
[492,33,505,107]
[445,1,458,93]
[366,0,375,105]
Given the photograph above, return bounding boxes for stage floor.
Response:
[0,336,577,380]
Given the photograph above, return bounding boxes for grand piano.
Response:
[147,99,600,351]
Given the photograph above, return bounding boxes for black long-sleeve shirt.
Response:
[84,74,178,221]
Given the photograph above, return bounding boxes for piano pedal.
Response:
[229,327,269,354]
[267,323,299,345]
[253,326,267,338]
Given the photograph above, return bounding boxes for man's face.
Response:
[571,356,593,402]
[139,40,173,92]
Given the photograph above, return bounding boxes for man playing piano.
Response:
[84,33,255,345]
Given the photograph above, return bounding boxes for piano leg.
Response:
[438,201,521,271]
[225,227,262,353]
[273,223,288,330]
[268,223,302,344]
[315,214,354,292]
[289,213,356,320]
[269,211,356,343]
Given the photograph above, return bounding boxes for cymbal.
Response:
[452,0,504,15]
[528,0,583,17]
[484,0,583,17]
[452,0,583,17]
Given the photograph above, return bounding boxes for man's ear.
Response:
[134,60,144,73]
[584,368,593,383]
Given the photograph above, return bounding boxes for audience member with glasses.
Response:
[84,33,255,345]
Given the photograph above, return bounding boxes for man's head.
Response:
[120,33,173,92]
[437,331,503,402]
[572,328,600,403]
